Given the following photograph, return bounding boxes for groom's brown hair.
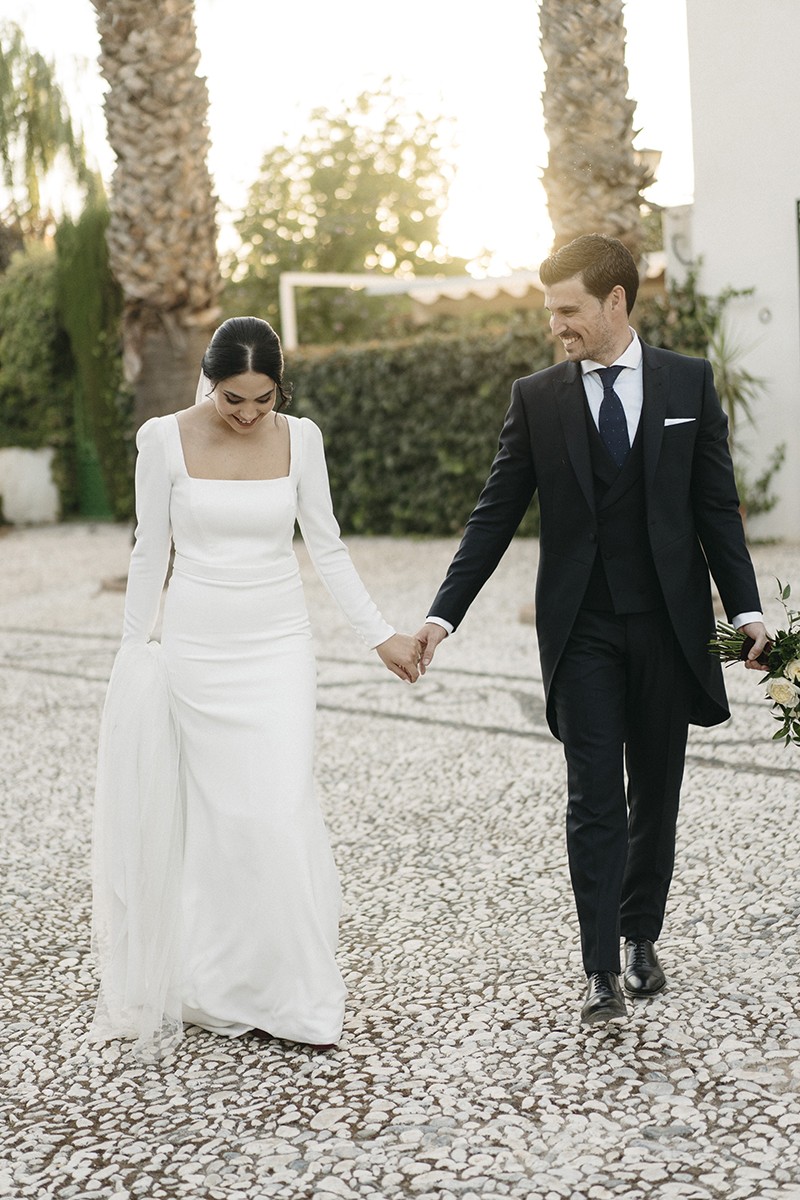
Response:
[540,234,640,314]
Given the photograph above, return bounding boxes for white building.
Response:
[685,0,800,542]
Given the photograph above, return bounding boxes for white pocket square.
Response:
[664,417,696,426]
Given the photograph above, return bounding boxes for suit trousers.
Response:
[551,606,694,975]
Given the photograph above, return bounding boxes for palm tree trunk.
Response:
[92,0,220,425]
[540,0,653,258]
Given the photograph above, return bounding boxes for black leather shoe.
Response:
[623,939,666,996]
[580,971,627,1025]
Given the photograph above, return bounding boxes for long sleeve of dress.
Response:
[92,416,182,1063]
[296,418,395,650]
[122,418,173,644]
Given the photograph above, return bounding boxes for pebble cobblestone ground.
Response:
[1,524,799,1200]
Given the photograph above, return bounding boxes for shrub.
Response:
[289,320,551,536]
[0,245,77,512]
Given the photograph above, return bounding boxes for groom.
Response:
[417,234,769,1025]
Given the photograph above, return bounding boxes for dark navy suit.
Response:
[429,341,761,972]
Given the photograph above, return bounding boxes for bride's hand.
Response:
[375,634,422,683]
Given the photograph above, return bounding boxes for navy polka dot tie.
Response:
[597,365,629,469]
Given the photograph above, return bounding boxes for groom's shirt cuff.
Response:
[426,615,454,635]
[732,611,763,628]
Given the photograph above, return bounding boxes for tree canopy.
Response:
[227,88,469,345]
[0,23,90,255]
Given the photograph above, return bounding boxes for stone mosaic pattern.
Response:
[1,525,799,1199]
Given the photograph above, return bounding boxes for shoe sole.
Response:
[623,979,667,997]
[581,1008,628,1026]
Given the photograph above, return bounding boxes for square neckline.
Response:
[171,411,294,482]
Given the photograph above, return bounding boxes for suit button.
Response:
[588,533,597,544]
[603,551,613,560]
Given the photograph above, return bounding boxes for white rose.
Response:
[783,658,800,682]
[766,677,800,708]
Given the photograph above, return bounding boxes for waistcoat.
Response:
[581,403,664,613]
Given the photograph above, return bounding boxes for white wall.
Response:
[686,0,800,542]
[0,447,60,524]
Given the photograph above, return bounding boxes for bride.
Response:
[91,316,421,1061]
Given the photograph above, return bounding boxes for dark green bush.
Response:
[289,319,551,536]
[56,203,132,519]
[0,208,132,521]
[0,245,78,512]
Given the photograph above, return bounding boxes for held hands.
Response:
[414,622,449,674]
[376,622,448,681]
[376,633,423,683]
[740,621,771,671]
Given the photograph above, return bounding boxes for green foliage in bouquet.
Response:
[708,581,800,747]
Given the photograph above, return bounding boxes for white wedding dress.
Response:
[91,412,394,1060]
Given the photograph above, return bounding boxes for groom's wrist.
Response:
[732,611,763,629]
[426,615,453,636]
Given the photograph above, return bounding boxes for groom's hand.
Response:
[740,621,771,670]
[415,622,448,674]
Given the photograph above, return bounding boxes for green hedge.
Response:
[0,245,78,512]
[0,213,131,520]
[289,320,552,536]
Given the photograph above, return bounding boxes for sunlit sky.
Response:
[4,0,693,271]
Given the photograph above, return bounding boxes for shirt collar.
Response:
[581,329,641,376]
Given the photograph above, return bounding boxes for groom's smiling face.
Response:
[544,274,627,366]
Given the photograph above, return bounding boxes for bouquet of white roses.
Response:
[708,580,800,748]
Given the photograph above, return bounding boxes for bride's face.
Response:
[212,371,277,433]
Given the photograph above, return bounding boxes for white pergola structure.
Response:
[277,271,543,351]
[277,262,669,352]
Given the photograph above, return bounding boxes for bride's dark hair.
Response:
[201,316,292,409]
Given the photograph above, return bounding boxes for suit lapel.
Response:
[556,362,595,516]
[642,343,668,496]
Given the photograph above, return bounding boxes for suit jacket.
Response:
[429,340,762,737]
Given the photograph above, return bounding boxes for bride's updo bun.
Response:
[201,317,292,409]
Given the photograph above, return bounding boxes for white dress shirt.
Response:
[428,330,761,633]
[582,328,644,444]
